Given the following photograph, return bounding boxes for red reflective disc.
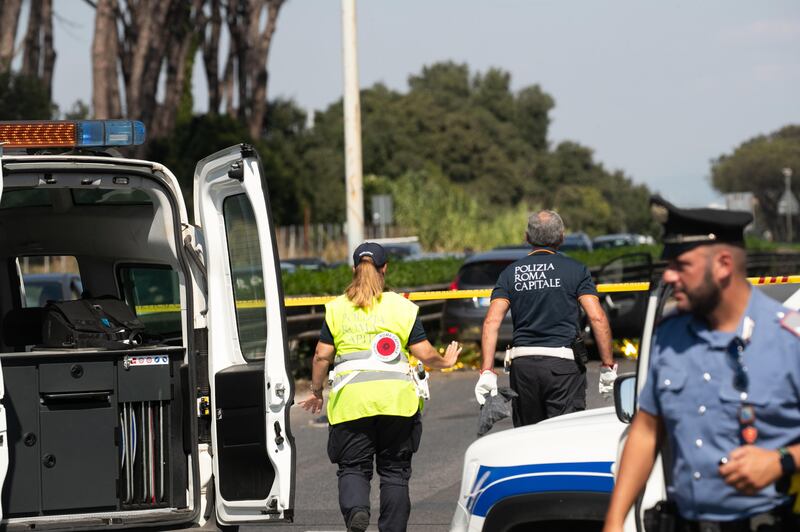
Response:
[741,426,758,444]
[377,338,397,356]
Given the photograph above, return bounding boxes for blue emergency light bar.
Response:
[0,120,146,149]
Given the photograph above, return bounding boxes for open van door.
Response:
[614,283,668,531]
[0,148,8,520]
[194,144,295,525]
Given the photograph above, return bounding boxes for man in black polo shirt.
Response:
[474,210,617,426]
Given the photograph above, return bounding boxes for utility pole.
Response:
[784,168,794,243]
[342,0,364,254]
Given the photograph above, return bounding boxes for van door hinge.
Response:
[182,234,207,285]
[228,161,244,181]
[265,495,281,514]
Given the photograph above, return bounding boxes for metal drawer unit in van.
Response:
[0,346,187,517]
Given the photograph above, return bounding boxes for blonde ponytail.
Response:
[345,257,385,309]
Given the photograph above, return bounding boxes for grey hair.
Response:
[526,210,565,247]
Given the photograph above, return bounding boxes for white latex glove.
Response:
[475,370,498,405]
[599,363,618,395]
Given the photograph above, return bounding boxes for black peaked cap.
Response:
[352,242,388,268]
[650,194,753,260]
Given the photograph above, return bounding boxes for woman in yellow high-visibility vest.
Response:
[299,242,461,532]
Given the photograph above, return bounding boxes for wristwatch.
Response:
[778,447,796,475]
[310,384,323,398]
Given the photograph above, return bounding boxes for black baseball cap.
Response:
[352,242,388,268]
[651,195,752,260]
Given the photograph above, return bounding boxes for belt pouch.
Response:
[643,500,677,532]
[571,335,589,371]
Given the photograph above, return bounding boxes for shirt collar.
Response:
[688,284,757,349]
[529,246,557,255]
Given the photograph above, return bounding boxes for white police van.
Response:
[0,120,294,530]
[450,282,800,532]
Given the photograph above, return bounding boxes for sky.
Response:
[50,0,800,207]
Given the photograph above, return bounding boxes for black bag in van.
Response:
[41,297,145,349]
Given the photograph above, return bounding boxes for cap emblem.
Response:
[651,203,669,224]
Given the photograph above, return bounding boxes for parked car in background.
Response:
[281,257,328,271]
[441,248,655,352]
[440,247,529,347]
[561,232,593,253]
[592,233,638,249]
[369,236,424,261]
[593,252,653,339]
[593,233,654,250]
[280,261,298,274]
[21,272,83,307]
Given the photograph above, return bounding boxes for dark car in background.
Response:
[440,247,530,347]
[593,252,652,339]
[561,232,593,252]
[592,233,654,249]
[22,272,82,307]
[281,257,328,271]
[440,248,654,354]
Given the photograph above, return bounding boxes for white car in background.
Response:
[450,282,800,532]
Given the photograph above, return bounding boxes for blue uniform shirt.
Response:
[639,286,800,521]
[491,248,597,347]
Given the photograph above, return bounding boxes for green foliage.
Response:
[0,71,53,120]
[711,125,800,241]
[145,113,253,213]
[281,257,463,296]
[62,100,90,120]
[382,169,532,251]
[553,185,613,235]
[301,61,652,236]
[144,61,655,242]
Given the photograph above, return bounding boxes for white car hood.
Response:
[465,407,624,466]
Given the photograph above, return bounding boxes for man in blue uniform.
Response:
[604,196,800,531]
[475,210,617,426]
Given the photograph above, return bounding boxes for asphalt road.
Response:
[242,358,636,532]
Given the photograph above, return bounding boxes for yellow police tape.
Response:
[134,275,800,314]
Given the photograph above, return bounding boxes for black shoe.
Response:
[347,509,370,532]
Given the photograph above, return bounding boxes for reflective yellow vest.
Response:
[325,291,421,425]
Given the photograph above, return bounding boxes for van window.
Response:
[72,188,152,205]
[119,266,181,338]
[223,194,266,361]
[1,188,51,209]
[19,256,82,307]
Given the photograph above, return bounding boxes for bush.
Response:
[282,257,463,296]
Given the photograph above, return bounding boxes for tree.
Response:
[553,185,613,235]
[297,61,654,236]
[20,0,55,100]
[89,0,206,139]
[711,125,800,240]
[0,70,52,120]
[0,0,23,74]
[218,0,286,138]
[513,85,554,151]
[91,0,121,119]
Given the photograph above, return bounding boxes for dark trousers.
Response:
[327,413,422,532]
[509,355,586,427]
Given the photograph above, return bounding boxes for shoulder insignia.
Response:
[779,311,800,338]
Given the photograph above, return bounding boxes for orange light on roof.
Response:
[0,121,76,148]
